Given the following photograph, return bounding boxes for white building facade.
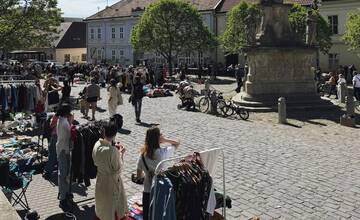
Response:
[319,0,360,71]
[85,1,221,67]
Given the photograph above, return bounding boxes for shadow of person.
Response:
[136,122,160,128]
[44,204,96,220]
[118,128,132,135]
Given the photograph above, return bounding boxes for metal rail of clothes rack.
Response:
[153,147,227,219]
[0,80,36,84]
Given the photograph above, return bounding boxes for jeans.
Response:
[149,176,176,220]
[134,99,142,120]
[58,150,70,201]
[44,135,57,174]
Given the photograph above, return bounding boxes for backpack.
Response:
[110,114,123,130]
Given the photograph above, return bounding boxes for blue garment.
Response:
[0,86,5,109]
[11,86,18,111]
[149,176,176,220]
[44,134,58,174]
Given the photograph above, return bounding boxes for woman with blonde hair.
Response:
[135,126,180,220]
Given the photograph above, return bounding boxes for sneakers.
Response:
[136,119,141,123]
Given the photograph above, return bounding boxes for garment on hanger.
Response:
[71,121,103,186]
[151,154,212,220]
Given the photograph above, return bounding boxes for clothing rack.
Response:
[0,80,36,83]
[153,147,226,219]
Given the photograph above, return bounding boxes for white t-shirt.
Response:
[353,74,360,88]
[137,146,175,193]
[56,117,71,156]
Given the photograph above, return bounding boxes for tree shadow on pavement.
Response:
[286,106,360,128]
[209,78,236,85]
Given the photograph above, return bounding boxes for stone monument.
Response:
[233,0,332,110]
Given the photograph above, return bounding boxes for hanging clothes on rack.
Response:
[150,153,212,220]
[0,81,38,113]
[71,121,103,186]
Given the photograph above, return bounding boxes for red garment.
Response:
[70,125,77,142]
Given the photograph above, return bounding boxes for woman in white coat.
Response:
[108,79,122,117]
[93,122,127,220]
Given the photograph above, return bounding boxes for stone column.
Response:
[339,82,347,104]
[340,87,355,127]
[278,97,287,124]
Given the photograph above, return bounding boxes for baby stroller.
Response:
[177,81,197,111]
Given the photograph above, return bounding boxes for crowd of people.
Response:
[315,65,360,101]
[43,101,180,220]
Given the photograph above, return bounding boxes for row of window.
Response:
[64,54,87,62]
[90,27,125,40]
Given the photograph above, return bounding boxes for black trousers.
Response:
[354,87,360,101]
[142,192,150,220]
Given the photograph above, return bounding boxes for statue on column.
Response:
[256,0,296,46]
[245,13,257,46]
[306,10,317,46]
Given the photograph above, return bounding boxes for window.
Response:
[119,50,124,56]
[328,53,339,70]
[119,27,124,39]
[90,28,94,39]
[111,50,116,60]
[328,15,338,34]
[111,27,116,39]
[81,54,87,61]
[199,52,204,65]
[97,28,102,39]
[97,49,102,60]
[185,52,191,64]
[64,54,70,62]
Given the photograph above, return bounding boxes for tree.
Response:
[131,0,217,75]
[289,4,332,54]
[0,0,62,51]
[221,3,332,55]
[343,9,360,54]
[221,2,261,55]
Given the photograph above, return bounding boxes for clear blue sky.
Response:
[58,0,119,18]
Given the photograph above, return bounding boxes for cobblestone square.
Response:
[14,83,359,220]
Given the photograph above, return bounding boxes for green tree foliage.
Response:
[0,0,62,51]
[289,4,332,54]
[343,9,360,53]
[131,0,217,75]
[220,2,261,55]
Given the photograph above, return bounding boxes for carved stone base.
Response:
[233,47,334,111]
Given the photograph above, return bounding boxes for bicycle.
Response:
[220,100,250,120]
[198,90,226,115]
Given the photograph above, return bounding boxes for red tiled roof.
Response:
[86,0,222,20]
[218,0,314,12]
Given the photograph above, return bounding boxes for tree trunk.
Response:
[198,52,202,79]
[168,53,172,77]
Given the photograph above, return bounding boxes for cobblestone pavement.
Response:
[18,81,360,220]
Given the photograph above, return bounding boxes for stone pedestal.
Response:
[233,47,333,110]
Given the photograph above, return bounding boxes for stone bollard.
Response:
[209,91,218,115]
[340,87,355,127]
[278,97,287,124]
[339,82,347,103]
[201,79,210,96]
